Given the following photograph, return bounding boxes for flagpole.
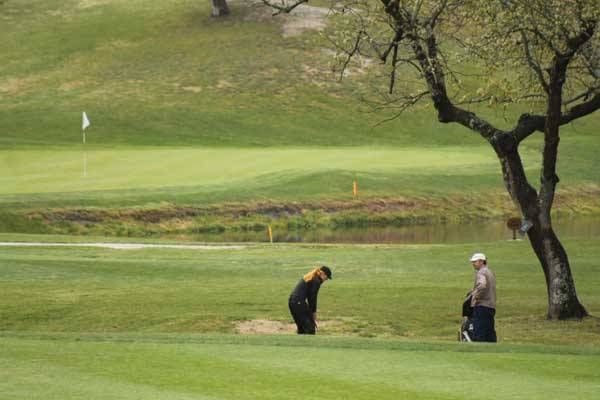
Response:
[82,111,90,178]
[83,128,87,178]
[82,124,86,177]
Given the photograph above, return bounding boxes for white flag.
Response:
[82,112,91,131]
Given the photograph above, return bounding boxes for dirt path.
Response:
[0,242,245,250]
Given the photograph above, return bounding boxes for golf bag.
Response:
[459,294,474,342]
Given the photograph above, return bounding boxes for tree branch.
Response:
[563,85,600,105]
[520,31,550,93]
[389,41,399,94]
[260,0,309,15]
[512,93,600,142]
[380,29,404,63]
[404,12,502,142]
[561,92,600,123]
[565,18,596,55]
[426,0,447,27]
[337,30,364,81]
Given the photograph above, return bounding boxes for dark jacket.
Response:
[289,277,322,313]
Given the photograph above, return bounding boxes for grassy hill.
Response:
[2,0,449,147]
[1,0,599,236]
[2,0,597,148]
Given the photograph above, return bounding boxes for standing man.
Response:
[468,253,497,342]
[288,265,332,334]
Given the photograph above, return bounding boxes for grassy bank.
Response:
[3,188,600,239]
[1,145,599,237]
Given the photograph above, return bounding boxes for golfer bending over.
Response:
[288,265,332,334]
[468,253,497,342]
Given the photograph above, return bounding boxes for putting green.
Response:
[0,147,505,195]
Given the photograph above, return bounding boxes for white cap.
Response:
[470,253,487,262]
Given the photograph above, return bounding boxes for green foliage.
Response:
[327,0,600,117]
[460,0,600,106]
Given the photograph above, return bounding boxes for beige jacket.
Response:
[471,266,496,309]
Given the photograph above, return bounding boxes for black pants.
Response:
[473,305,497,342]
[288,298,315,334]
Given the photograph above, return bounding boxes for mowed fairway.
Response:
[1,237,599,399]
[1,335,599,400]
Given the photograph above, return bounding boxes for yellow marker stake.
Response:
[268,225,273,243]
[353,181,358,197]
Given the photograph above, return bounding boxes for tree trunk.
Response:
[525,53,587,320]
[211,0,230,17]
[496,145,588,320]
[526,223,588,319]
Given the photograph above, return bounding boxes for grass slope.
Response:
[2,0,464,148]
[0,0,598,149]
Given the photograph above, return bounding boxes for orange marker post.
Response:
[353,181,358,197]
[268,225,273,243]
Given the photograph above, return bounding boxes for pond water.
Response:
[192,216,600,244]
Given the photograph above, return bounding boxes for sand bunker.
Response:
[235,319,297,334]
[234,318,348,334]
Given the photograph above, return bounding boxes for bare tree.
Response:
[261,0,599,319]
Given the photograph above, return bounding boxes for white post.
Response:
[81,111,90,177]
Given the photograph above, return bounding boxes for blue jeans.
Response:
[473,306,497,342]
